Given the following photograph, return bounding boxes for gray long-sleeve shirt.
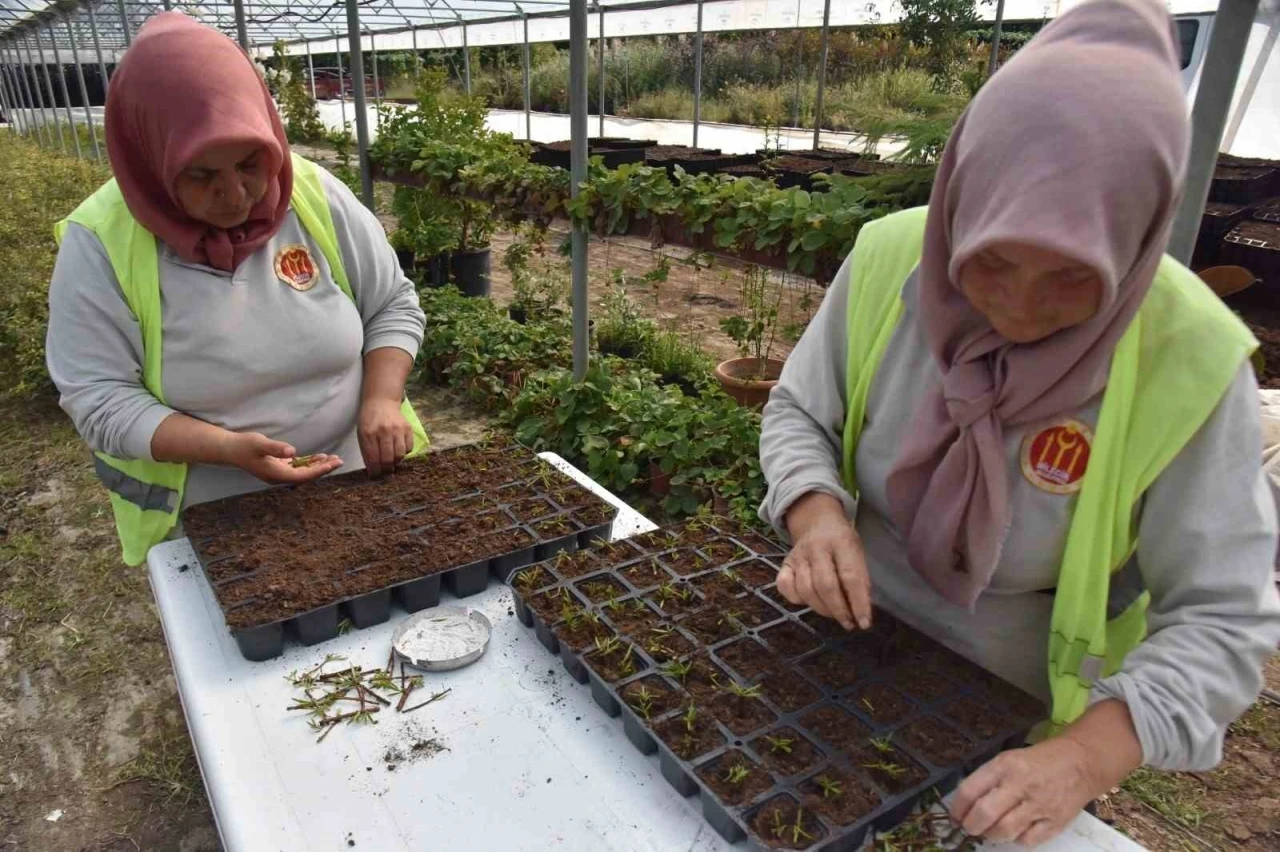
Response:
[47,166,425,507]
[759,253,1280,772]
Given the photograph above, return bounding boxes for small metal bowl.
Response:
[391,606,493,671]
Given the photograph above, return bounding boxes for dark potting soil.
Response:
[584,641,646,682]
[596,540,644,564]
[941,695,1013,742]
[625,529,683,554]
[798,611,848,639]
[654,712,726,761]
[798,705,869,753]
[508,496,559,523]
[576,576,631,604]
[692,571,744,604]
[548,550,602,580]
[749,795,827,850]
[751,727,825,778]
[638,625,695,662]
[188,444,623,631]
[682,608,745,645]
[850,742,928,795]
[527,588,573,622]
[512,565,554,595]
[734,559,780,588]
[618,558,671,590]
[554,613,614,650]
[893,665,955,704]
[733,595,784,629]
[1231,218,1280,245]
[648,582,703,616]
[799,649,865,692]
[604,599,662,635]
[763,585,807,613]
[798,768,881,827]
[894,716,974,766]
[573,503,616,528]
[621,676,682,721]
[698,750,774,806]
[760,621,822,658]
[1248,323,1280,388]
[679,656,731,701]
[849,683,914,727]
[531,515,578,542]
[765,156,830,175]
[666,549,715,576]
[706,690,779,735]
[671,521,722,548]
[757,667,823,713]
[716,638,778,681]
[734,531,787,557]
[700,539,749,564]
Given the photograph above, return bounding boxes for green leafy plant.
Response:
[682,703,699,732]
[662,659,693,681]
[724,682,762,699]
[719,265,783,375]
[765,735,794,754]
[815,775,843,799]
[870,736,894,754]
[269,41,326,143]
[724,763,752,785]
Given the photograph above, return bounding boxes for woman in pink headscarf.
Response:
[47,12,427,561]
[759,0,1280,843]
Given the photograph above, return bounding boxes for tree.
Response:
[897,0,985,80]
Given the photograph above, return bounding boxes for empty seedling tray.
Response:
[184,440,618,661]
[509,517,1044,850]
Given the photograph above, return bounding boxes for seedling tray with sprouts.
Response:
[182,439,617,661]
[509,517,1043,850]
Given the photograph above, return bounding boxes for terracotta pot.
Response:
[711,492,731,515]
[649,461,672,497]
[714,357,785,409]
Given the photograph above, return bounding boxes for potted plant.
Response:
[596,285,654,359]
[715,265,785,408]
[390,187,456,288]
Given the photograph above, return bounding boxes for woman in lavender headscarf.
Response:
[758,0,1280,842]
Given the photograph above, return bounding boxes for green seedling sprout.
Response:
[815,775,843,799]
[560,605,583,630]
[861,697,876,715]
[630,686,656,720]
[863,760,906,779]
[594,635,621,656]
[583,581,613,599]
[337,618,353,636]
[604,597,623,612]
[515,566,544,589]
[765,735,794,754]
[718,610,744,628]
[631,598,649,612]
[870,736,894,754]
[662,659,693,681]
[619,644,637,675]
[770,809,786,839]
[583,610,601,626]
[723,568,742,584]
[725,682,762,699]
[790,808,814,843]
[650,625,673,637]
[724,763,751,785]
[289,454,321,469]
[682,704,698,732]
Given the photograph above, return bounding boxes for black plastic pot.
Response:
[449,247,491,298]
[413,254,447,288]
[509,304,529,324]
[394,247,415,272]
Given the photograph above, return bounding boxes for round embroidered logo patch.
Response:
[1020,419,1093,494]
[274,244,318,291]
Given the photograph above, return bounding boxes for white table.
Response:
[147,454,1145,852]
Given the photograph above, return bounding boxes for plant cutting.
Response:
[715,265,786,408]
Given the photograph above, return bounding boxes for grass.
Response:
[1120,767,1211,830]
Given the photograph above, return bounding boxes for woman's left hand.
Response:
[358,397,413,476]
[950,700,1142,846]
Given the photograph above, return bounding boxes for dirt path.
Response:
[0,387,489,851]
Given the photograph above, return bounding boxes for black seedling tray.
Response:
[184,445,618,661]
[1211,167,1278,204]
[510,518,1043,850]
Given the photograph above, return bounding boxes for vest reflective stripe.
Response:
[840,207,1256,730]
[93,454,180,513]
[57,154,429,565]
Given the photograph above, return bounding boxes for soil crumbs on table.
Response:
[0,386,490,849]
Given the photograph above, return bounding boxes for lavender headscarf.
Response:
[883,0,1189,609]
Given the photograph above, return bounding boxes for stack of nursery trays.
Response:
[510,518,1044,850]
[183,441,617,661]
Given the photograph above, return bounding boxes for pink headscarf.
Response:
[883,0,1189,609]
[105,12,292,272]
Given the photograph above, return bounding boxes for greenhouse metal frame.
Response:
[0,0,1263,380]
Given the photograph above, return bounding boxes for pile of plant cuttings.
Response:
[286,654,452,743]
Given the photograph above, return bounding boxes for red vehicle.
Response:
[309,68,383,100]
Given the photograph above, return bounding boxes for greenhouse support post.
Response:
[597,5,604,136]
[344,0,374,208]
[87,0,109,94]
[812,0,831,149]
[370,29,381,117]
[161,0,171,11]
[233,0,249,51]
[21,36,49,147]
[336,44,347,127]
[462,21,471,93]
[412,28,420,78]
[1,44,27,137]
[570,0,589,381]
[988,0,1006,76]
[0,56,14,135]
[33,28,66,154]
[522,14,531,139]
[305,40,316,100]
[66,14,101,160]
[115,0,130,47]
[1168,0,1259,263]
[17,39,47,146]
[49,19,82,160]
[1222,14,1278,151]
[692,0,702,147]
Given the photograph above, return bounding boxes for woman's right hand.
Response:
[220,431,343,484]
[779,491,872,631]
